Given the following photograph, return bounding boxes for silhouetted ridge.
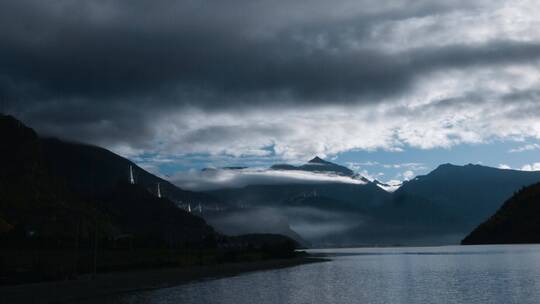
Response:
[41,137,223,207]
[462,182,540,245]
[0,114,219,245]
[0,114,104,240]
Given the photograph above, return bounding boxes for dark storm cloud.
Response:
[2,0,537,106]
[1,0,539,151]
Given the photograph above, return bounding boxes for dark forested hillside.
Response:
[96,182,216,246]
[0,114,96,240]
[0,114,217,245]
[462,182,540,245]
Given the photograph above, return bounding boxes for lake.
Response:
[92,245,540,304]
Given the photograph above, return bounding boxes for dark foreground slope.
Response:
[0,114,302,285]
[0,114,216,246]
[0,114,97,240]
[0,114,220,282]
[462,182,540,245]
[96,183,215,246]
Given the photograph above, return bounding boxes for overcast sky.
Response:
[2,0,540,184]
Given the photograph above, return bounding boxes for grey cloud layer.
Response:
[3,1,538,105]
[1,0,540,160]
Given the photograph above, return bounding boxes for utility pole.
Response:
[93,216,98,279]
[73,218,80,279]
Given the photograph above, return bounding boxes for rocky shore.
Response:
[0,256,328,304]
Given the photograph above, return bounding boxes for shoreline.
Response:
[0,256,329,304]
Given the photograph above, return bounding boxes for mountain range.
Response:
[3,113,540,247]
[205,159,540,246]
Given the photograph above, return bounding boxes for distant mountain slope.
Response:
[208,161,540,246]
[462,182,540,245]
[206,180,393,246]
[41,138,222,207]
[209,182,390,211]
[233,157,390,209]
[395,164,540,234]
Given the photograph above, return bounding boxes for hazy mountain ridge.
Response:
[207,160,540,245]
[6,113,540,247]
[395,163,540,227]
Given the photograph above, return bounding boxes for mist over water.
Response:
[91,245,540,304]
[206,206,364,245]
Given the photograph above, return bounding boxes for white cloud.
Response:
[386,180,404,186]
[375,179,403,192]
[498,164,512,169]
[172,168,368,191]
[521,163,540,171]
[85,0,540,170]
[509,143,540,153]
[402,170,415,180]
[355,169,384,182]
[346,161,379,171]
[105,60,540,166]
[369,0,540,52]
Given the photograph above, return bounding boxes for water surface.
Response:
[93,245,540,304]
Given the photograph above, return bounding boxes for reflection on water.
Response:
[94,245,540,304]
